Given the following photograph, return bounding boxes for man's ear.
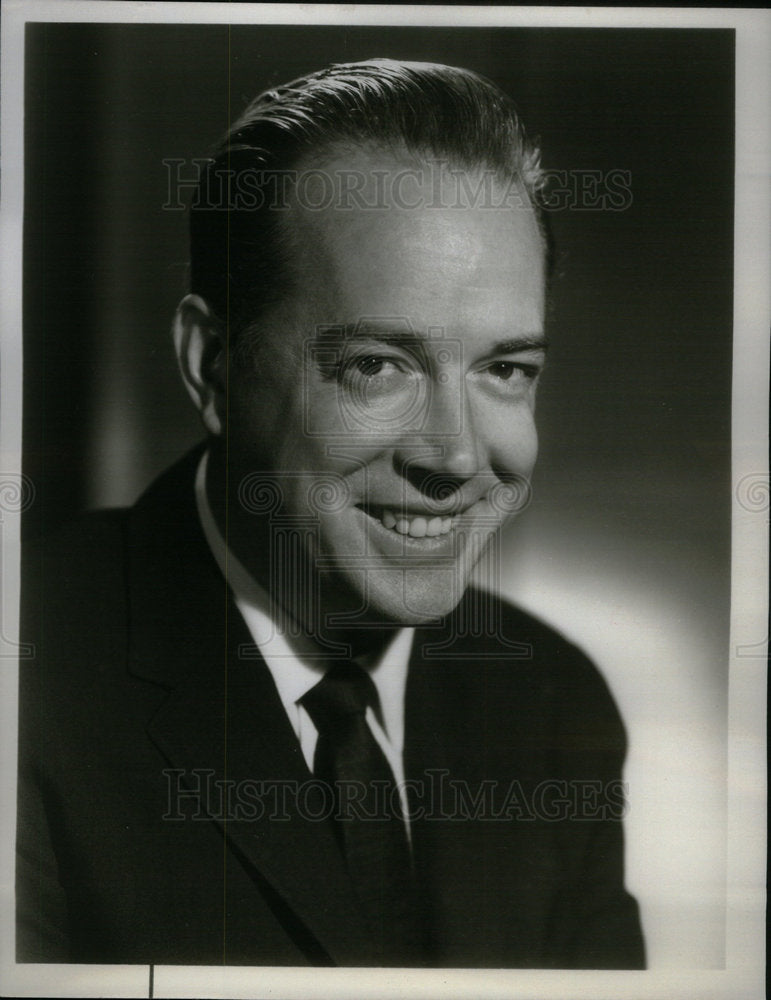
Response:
[172,294,227,437]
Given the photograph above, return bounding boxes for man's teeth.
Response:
[380,510,453,537]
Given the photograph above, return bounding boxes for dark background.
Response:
[21,25,734,965]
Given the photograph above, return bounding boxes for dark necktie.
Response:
[302,662,423,965]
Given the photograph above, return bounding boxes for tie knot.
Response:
[302,662,380,734]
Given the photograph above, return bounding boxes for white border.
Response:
[1,4,767,999]
[0,1,766,28]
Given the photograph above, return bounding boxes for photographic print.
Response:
[1,5,767,999]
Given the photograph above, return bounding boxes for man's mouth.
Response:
[358,504,460,538]
[382,509,453,538]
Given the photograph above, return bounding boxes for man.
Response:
[17,59,645,968]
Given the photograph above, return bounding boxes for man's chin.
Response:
[337,568,468,627]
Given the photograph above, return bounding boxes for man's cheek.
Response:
[301,413,387,473]
[489,415,538,474]
[303,386,349,434]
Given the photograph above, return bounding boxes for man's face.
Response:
[223,149,546,629]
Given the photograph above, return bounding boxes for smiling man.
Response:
[17,59,645,968]
[182,141,545,632]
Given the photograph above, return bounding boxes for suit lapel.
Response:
[124,448,373,965]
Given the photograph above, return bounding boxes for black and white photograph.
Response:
[0,4,767,999]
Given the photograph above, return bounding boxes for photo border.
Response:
[1,4,767,998]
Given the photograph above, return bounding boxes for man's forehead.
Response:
[286,150,543,278]
[263,141,546,345]
[287,140,537,217]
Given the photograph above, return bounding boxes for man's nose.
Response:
[393,376,483,494]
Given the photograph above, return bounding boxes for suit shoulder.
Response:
[21,508,130,648]
[461,586,594,660]
[464,589,628,746]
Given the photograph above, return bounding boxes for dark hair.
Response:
[189,58,545,349]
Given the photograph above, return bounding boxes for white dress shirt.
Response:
[194,452,415,826]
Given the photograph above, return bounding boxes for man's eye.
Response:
[356,356,388,378]
[336,354,417,401]
[341,355,405,383]
[489,361,516,381]
[487,361,536,382]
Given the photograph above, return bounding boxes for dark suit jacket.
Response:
[17,447,644,968]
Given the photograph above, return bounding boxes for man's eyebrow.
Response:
[317,323,430,344]
[489,337,549,354]
[317,323,548,352]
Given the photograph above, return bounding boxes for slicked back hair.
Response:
[189,58,546,352]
